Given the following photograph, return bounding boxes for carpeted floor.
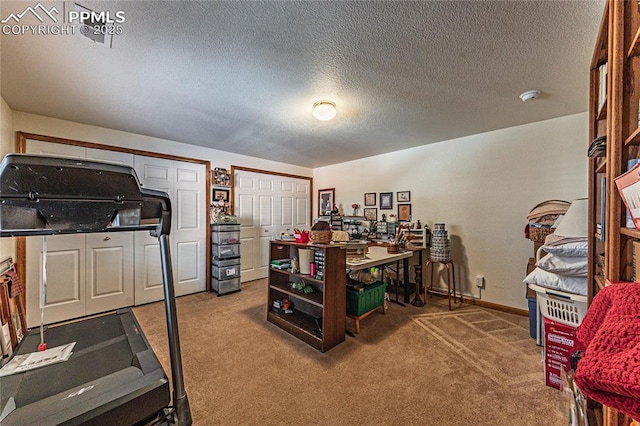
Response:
[133,279,566,425]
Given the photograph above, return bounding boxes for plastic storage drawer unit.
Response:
[212,230,240,245]
[212,262,240,280]
[211,223,240,245]
[212,244,240,259]
[211,222,241,295]
[212,277,241,295]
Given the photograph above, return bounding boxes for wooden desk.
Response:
[347,246,413,305]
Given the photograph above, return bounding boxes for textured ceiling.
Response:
[1,1,605,168]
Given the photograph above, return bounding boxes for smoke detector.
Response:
[519,90,541,102]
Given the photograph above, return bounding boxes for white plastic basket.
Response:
[529,283,588,327]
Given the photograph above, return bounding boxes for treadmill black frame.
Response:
[0,154,192,425]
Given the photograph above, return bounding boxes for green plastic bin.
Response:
[346,281,387,316]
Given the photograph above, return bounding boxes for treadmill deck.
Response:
[0,309,170,425]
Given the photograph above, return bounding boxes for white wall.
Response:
[11,112,313,178]
[1,97,15,261]
[314,112,588,310]
[7,107,587,310]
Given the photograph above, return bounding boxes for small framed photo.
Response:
[397,191,411,202]
[318,188,335,216]
[364,207,377,221]
[398,203,412,221]
[364,192,376,206]
[212,186,230,202]
[380,192,393,210]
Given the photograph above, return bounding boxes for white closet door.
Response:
[25,141,136,326]
[85,232,134,314]
[235,170,310,282]
[236,172,276,282]
[24,141,85,327]
[26,234,86,327]
[174,164,206,295]
[134,156,206,305]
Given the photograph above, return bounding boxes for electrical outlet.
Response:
[475,275,484,288]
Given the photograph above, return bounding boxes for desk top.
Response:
[346,246,413,271]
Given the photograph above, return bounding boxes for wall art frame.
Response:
[318,188,335,216]
[398,203,412,221]
[397,191,411,202]
[364,207,377,221]
[380,192,393,210]
[364,192,376,206]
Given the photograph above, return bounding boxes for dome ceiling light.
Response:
[312,101,337,121]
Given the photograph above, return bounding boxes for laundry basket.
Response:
[528,283,588,345]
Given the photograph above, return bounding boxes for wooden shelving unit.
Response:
[587,1,640,424]
[267,241,346,352]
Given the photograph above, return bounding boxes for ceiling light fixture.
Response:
[519,90,541,102]
[312,101,337,121]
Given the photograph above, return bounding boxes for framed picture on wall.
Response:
[318,188,335,216]
[364,192,376,206]
[398,204,412,221]
[380,192,393,210]
[212,186,230,202]
[397,191,411,202]
[364,208,377,221]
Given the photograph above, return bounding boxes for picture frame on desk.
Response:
[398,203,411,221]
[364,208,377,221]
[380,192,393,210]
[364,192,376,206]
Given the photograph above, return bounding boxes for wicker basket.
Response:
[310,230,332,243]
[386,244,400,254]
[345,242,368,260]
[529,226,555,243]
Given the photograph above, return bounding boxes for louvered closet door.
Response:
[134,156,206,305]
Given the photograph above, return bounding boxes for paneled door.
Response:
[234,170,310,282]
[84,233,134,315]
[26,234,86,327]
[25,141,135,327]
[134,156,206,305]
[25,228,136,328]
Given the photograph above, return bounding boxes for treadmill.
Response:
[0,154,192,425]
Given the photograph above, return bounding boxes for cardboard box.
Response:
[543,318,586,389]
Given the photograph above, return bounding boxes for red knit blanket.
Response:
[574,282,640,420]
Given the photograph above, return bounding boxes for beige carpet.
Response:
[411,308,543,389]
[133,279,566,425]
